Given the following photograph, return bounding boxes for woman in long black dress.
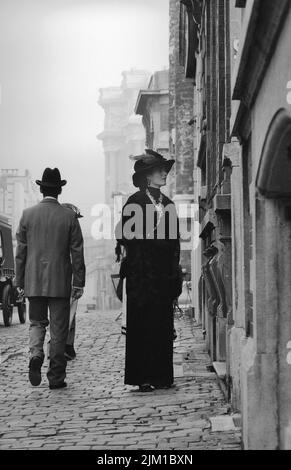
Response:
[115,149,181,392]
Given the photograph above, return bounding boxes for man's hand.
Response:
[15,287,25,303]
[72,287,84,300]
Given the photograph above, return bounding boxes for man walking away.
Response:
[15,168,86,390]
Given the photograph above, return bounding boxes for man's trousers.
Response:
[28,297,70,385]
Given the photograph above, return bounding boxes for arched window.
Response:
[256,108,291,198]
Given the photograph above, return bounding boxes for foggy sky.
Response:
[0,0,169,235]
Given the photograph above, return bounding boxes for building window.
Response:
[235,0,246,7]
[148,117,154,148]
[242,134,253,337]
[0,231,3,262]
[179,3,187,67]
[201,158,206,187]
[160,105,169,132]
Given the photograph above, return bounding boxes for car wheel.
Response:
[18,301,26,324]
[2,284,13,327]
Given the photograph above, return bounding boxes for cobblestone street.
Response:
[0,308,241,450]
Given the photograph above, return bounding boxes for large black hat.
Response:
[132,149,175,188]
[36,168,67,188]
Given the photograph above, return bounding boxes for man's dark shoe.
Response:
[29,356,42,386]
[49,381,67,390]
[65,345,76,361]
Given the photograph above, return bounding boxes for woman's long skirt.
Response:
[124,295,174,386]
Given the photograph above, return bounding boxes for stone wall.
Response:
[169,0,194,197]
[169,0,195,279]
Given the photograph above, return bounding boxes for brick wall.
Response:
[169,0,194,197]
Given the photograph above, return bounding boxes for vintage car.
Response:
[0,214,26,327]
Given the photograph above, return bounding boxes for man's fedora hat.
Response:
[36,168,67,188]
[132,149,175,188]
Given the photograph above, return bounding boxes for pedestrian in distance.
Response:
[15,168,86,390]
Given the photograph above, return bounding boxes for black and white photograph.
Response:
[0,0,290,455]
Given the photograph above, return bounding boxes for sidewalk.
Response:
[0,308,241,450]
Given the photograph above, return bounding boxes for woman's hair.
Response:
[138,170,152,191]
[138,178,147,191]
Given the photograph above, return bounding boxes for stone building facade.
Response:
[229,0,291,450]
[174,0,291,450]
[196,0,234,377]
[169,0,196,286]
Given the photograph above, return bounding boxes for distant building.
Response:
[135,70,169,152]
[98,69,151,204]
[134,69,173,196]
[0,169,40,244]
